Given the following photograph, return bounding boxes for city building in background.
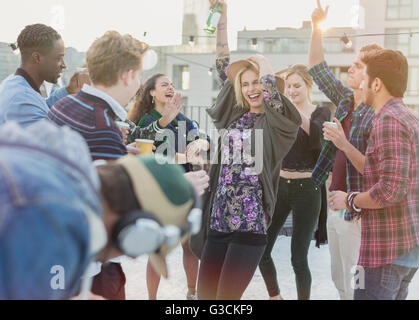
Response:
[0,44,85,91]
[163,0,419,126]
[382,0,419,111]
[0,0,417,132]
[0,43,19,81]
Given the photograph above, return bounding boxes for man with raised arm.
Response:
[329,49,418,300]
[309,0,381,300]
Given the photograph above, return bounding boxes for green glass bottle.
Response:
[204,1,223,34]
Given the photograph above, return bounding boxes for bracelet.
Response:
[345,193,351,210]
[352,194,362,213]
[348,192,361,213]
[347,192,356,207]
[348,192,360,212]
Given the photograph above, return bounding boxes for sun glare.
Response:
[318,21,331,32]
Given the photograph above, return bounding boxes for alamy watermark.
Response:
[153,121,264,175]
[351,265,365,290]
[50,265,65,290]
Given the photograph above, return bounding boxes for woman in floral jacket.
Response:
[191,0,301,300]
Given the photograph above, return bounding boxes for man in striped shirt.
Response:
[331,49,419,300]
[49,31,150,161]
[48,30,150,299]
[48,30,210,300]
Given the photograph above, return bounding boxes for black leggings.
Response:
[259,178,321,300]
[197,236,266,300]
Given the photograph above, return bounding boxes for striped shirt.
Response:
[309,61,375,221]
[48,88,127,161]
[360,98,419,268]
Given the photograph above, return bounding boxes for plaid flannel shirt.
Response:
[309,61,375,221]
[360,98,419,267]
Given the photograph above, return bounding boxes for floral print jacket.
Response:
[209,57,285,234]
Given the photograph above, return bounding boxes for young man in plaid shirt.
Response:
[309,0,381,300]
[330,49,419,300]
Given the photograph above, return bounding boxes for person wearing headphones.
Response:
[0,120,203,300]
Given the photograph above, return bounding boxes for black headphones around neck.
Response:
[110,190,202,258]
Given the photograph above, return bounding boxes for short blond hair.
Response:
[86,31,149,86]
[234,66,258,110]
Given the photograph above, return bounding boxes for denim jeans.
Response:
[354,264,418,300]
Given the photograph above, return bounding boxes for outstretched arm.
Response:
[211,0,230,84]
[308,1,353,107]
[309,0,328,68]
[214,0,229,60]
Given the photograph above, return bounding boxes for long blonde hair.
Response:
[234,66,258,110]
[284,64,313,103]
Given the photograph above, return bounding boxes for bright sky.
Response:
[0,0,360,51]
[228,0,360,30]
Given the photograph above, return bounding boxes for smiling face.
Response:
[347,52,366,90]
[150,76,175,105]
[240,69,263,112]
[285,73,311,106]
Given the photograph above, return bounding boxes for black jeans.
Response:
[197,236,266,300]
[259,178,321,300]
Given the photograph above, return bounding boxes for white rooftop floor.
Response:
[121,236,419,300]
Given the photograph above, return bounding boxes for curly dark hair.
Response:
[127,73,165,125]
[17,24,62,59]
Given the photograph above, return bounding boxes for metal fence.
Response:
[183,105,215,136]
